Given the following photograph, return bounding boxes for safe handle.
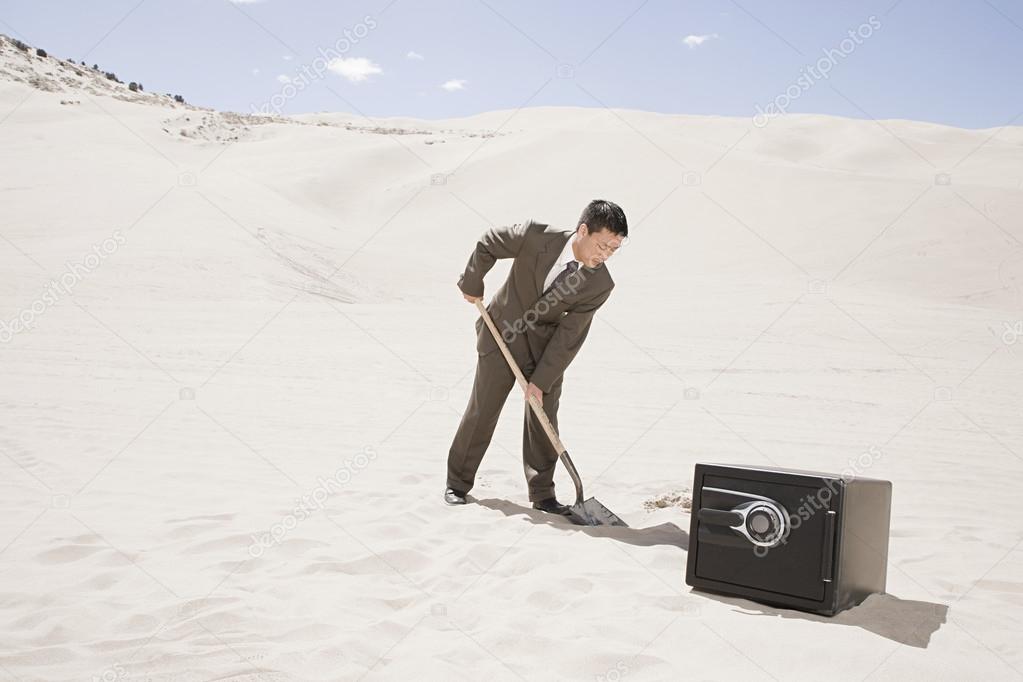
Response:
[697,508,744,527]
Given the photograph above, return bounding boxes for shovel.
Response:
[474,299,628,527]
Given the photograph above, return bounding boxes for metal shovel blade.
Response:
[568,497,629,527]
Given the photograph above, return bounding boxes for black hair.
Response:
[577,199,628,238]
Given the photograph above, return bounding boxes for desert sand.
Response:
[1,36,1022,681]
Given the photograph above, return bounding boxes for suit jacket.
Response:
[457,218,615,393]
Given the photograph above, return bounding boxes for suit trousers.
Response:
[446,348,564,502]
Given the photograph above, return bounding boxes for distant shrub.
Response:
[35,48,47,57]
[12,39,29,51]
[174,94,185,104]
[128,82,138,92]
[104,71,121,83]
[92,63,99,70]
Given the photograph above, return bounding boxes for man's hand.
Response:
[525,382,543,405]
[461,290,482,303]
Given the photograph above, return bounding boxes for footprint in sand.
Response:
[34,543,106,564]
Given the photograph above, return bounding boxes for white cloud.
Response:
[683,33,719,48]
[276,74,291,83]
[327,57,383,83]
[407,50,424,61]
[251,67,261,75]
[441,79,466,92]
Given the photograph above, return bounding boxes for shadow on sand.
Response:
[694,590,948,647]
[474,497,947,647]
[474,497,688,549]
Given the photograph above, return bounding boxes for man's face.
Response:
[573,223,624,268]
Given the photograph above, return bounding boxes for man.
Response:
[445,199,628,515]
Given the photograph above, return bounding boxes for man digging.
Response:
[445,199,628,515]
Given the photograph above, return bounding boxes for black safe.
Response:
[685,463,892,616]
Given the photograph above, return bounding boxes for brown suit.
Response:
[447,218,615,501]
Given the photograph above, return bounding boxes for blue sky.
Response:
[1,0,1021,129]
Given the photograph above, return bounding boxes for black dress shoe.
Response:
[444,488,468,505]
[532,497,572,515]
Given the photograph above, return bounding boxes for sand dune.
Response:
[1,34,1022,681]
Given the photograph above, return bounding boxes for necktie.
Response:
[544,260,579,296]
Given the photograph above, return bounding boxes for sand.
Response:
[2,36,1022,681]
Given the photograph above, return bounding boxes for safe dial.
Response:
[731,500,788,548]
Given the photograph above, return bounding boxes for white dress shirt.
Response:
[542,232,580,293]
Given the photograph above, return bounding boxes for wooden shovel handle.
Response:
[474,299,567,456]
